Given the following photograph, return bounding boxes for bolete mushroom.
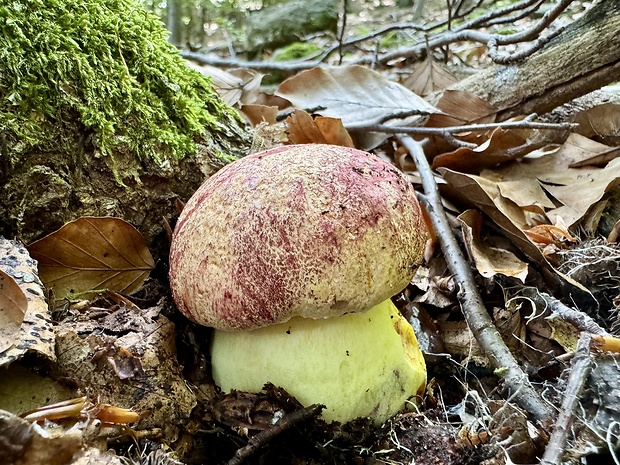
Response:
[169,144,428,424]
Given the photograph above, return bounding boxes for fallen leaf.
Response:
[28,217,154,301]
[186,62,263,106]
[0,269,28,353]
[571,103,620,146]
[439,168,547,265]
[457,209,529,282]
[286,109,354,147]
[524,223,577,247]
[276,65,439,149]
[432,127,531,173]
[403,58,459,97]
[241,104,279,126]
[427,89,498,127]
[483,134,620,226]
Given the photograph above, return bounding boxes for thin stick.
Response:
[518,288,610,336]
[346,117,575,134]
[398,135,553,422]
[226,404,324,465]
[540,333,593,465]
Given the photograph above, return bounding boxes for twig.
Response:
[337,0,348,65]
[518,288,610,336]
[398,135,553,422]
[540,332,593,465]
[180,0,573,73]
[180,50,324,72]
[347,117,574,136]
[226,404,324,465]
[377,0,576,65]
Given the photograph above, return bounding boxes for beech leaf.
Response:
[28,217,154,301]
[276,65,439,127]
[403,58,459,97]
[286,109,354,147]
[0,269,28,353]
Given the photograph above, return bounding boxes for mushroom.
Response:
[169,144,428,424]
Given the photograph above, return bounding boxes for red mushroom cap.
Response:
[169,144,427,331]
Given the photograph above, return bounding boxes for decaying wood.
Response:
[452,1,620,119]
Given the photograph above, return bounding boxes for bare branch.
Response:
[378,0,577,65]
[517,288,610,336]
[226,404,324,465]
[337,0,349,65]
[346,117,574,145]
[540,332,593,465]
[183,0,571,71]
[397,135,553,422]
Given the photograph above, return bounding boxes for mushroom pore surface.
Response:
[169,144,427,330]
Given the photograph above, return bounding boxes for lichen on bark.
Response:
[0,0,250,247]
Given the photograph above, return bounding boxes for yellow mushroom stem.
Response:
[210,299,426,425]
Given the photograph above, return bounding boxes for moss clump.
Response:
[273,42,322,62]
[0,0,242,168]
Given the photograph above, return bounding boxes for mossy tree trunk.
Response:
[0,0,250,256]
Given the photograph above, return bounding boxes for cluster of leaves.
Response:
[0,0,238,167]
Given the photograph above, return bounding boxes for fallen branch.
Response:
[397,134,553,422]
[540,332,593,465]
[226,404,324,465]
[517,288,610,336]
[347,117,574,148]
[181,0,571,71]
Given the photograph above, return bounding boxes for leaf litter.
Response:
[5,62,620,465]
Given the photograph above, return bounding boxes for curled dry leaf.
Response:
[571,103,620,146]
[457,209,528,282]
[28,217,154,301]
[241,104,279,127]
[0,269,28,353]
[286,109,354,147]
[186,62,263,107]
[439,168,547,265]
[432,127,531,173]
[484,133,620,226]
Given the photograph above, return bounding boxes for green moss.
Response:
[273,42,322,62]
[0,0,243,170]
[496,28,517,35]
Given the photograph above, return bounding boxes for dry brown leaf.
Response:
[314,117,356,147]
[427,89,498,127]
[524,224,577,247]
[495,178,556,211]
[276,65,439,149]
[28,217,154,301]
[286,109,354,147]
[457,209,528,282]
[186,62,263,106]
[432,127,531,173]
[571,103,620,146]
[241,104,279,126]
[568,146,620,168]
[440,168,547,265]
[483,134,620,226]
[0,269,28,353]
[403,58,459,97]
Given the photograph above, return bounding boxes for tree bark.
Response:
[452,0,620,120]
